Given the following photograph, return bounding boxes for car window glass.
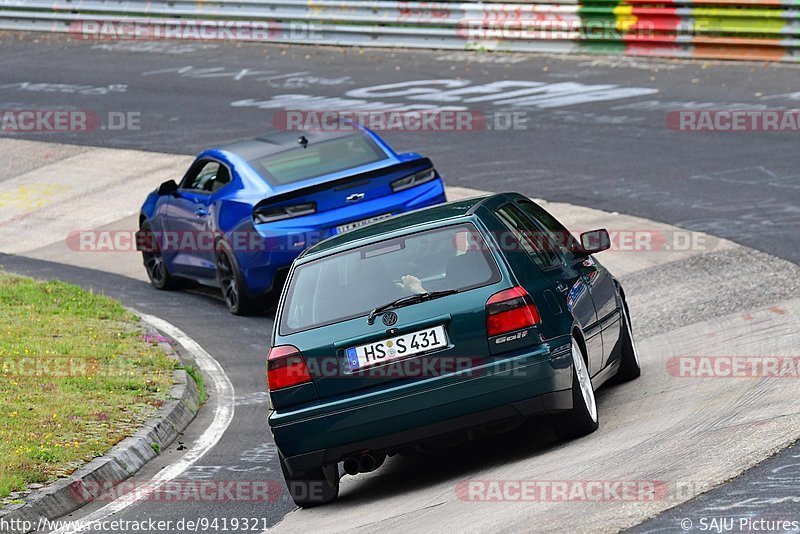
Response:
[516,200,580,260]
[210,165,231,192]
[495,204,559,269]
[280,224,500,334]
[182,161,220,191]
[249,134,386,185]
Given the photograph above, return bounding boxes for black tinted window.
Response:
[495,204,560,269]
[250,134,387,185]
[516,200,580,261]
[211,165,231,192]
[181,161,231,193]
[182,161,217,191]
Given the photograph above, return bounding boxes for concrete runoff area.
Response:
[0,138,798,533]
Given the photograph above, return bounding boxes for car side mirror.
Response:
[157,179,178,196]
[579,229,611,254]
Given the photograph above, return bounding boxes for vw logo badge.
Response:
[382,312,398,326]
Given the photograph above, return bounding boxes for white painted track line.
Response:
[5,140,799,534]
[50,312,236,534]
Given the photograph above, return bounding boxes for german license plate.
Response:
[335,213,391,234]
[346,325,447,371]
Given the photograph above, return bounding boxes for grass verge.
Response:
[0,272,177,500]
[180,364,207,405]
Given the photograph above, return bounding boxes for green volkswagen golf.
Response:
[267,192,640,507]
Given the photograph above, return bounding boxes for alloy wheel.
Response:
[572,339,597,423]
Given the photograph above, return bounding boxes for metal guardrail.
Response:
[0,0,797,61]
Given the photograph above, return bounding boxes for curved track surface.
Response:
[1,33,799,264]
[1,33,799,533]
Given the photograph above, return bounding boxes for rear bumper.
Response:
[241,180,446,296]
[270,340,573,473]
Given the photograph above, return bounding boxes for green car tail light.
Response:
[486,286,541,337]
[268,345,312,390]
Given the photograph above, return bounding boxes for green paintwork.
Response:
[268,193,627,472]
[301,196,488,258]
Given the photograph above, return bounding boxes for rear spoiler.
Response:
[253,158,433,210]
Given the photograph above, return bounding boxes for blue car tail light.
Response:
[254,202,317,224]
[390,168,437,192]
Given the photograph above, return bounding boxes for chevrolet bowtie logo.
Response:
[346,193,365,202]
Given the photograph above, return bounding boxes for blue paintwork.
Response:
[139,128,447,297]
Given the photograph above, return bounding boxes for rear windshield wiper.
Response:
[367,290,458,325]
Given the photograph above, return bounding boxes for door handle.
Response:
[195,207,208,217]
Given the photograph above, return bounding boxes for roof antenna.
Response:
[298,135,309,149]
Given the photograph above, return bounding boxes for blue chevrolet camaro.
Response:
[136,128,446,314]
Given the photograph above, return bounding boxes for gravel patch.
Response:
[620,247,800,338]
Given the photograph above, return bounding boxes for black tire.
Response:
[215,241,265,315]
[615,299,641,382]
[555,335,599,440]
[140,221,177,290]
[279,454,340,508]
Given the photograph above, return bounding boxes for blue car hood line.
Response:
[253,157,433,208]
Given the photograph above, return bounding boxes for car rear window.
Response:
[250,134,387,185]
[279,223,501,334]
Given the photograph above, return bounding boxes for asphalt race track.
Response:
[1,31,799,533]
[2,33,800,264]
[0,253,299,530]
